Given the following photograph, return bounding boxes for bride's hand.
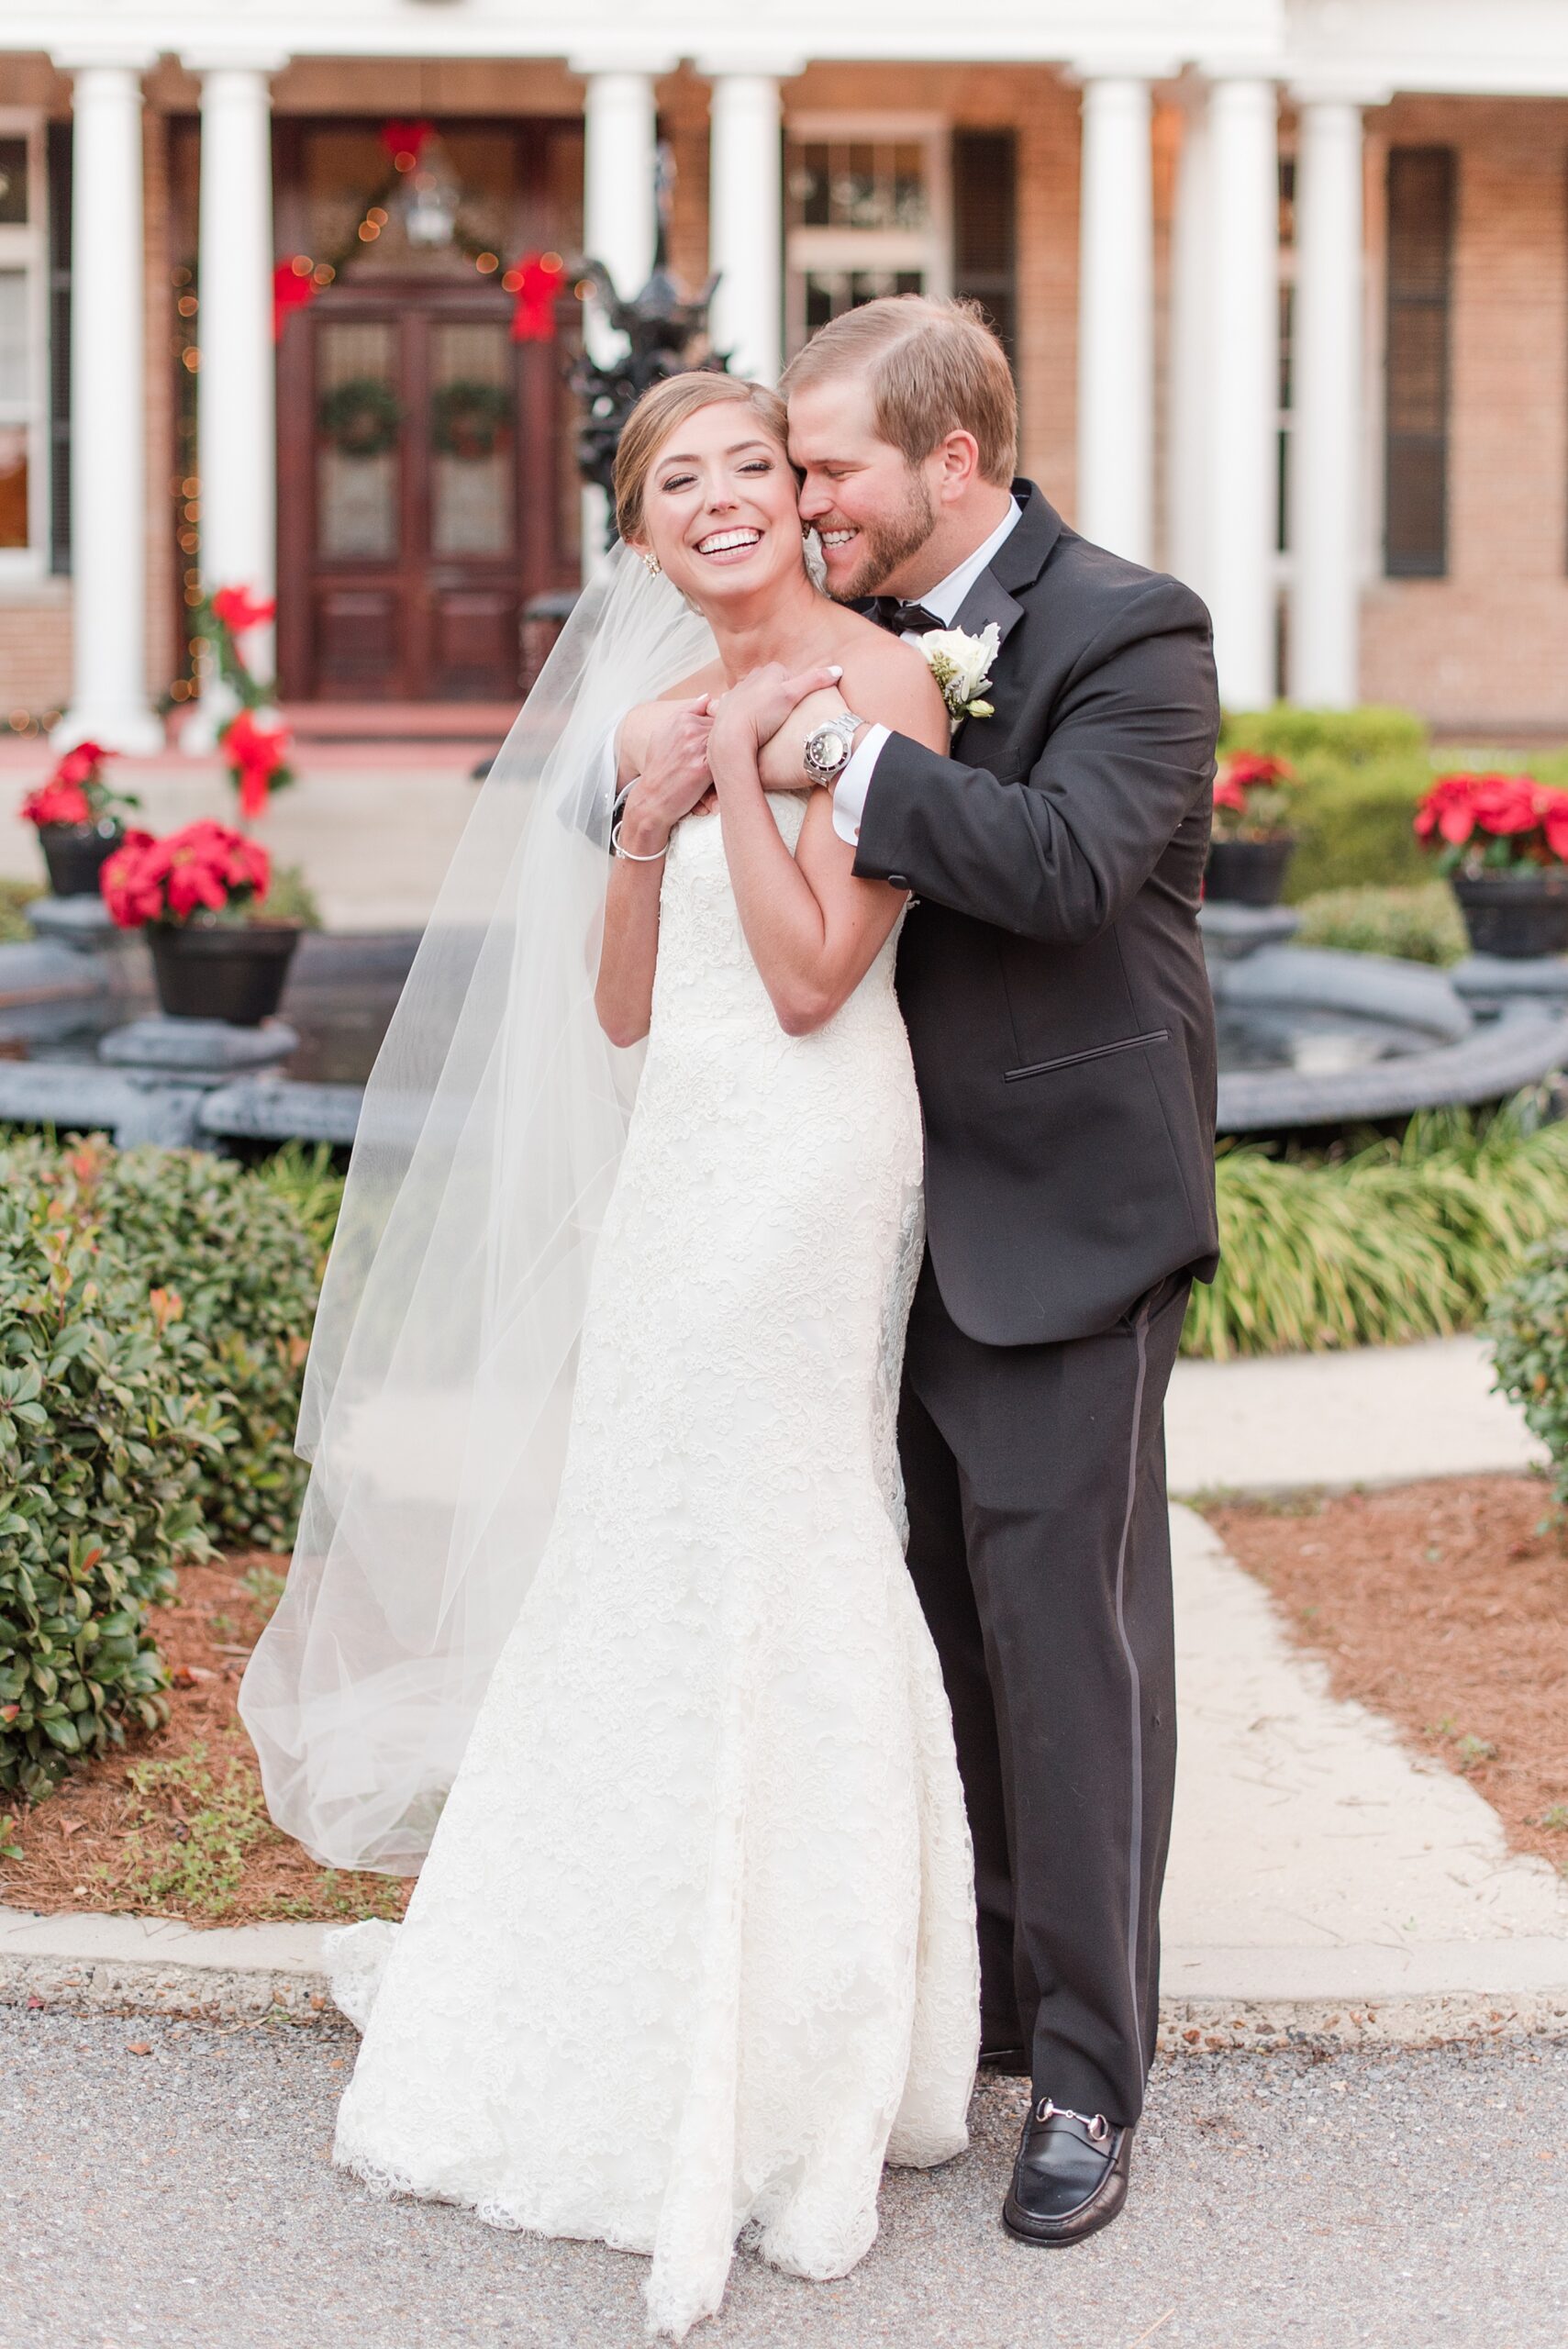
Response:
[617,696,717,853]
[708,663,844,785]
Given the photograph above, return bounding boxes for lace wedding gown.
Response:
[327,794,979,2340]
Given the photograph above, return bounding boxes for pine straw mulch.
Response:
[1202,1472,1568,1876]
[0,1554,412,1928]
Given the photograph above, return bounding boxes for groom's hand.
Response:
[709,663,843,780]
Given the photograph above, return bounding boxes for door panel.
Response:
[316,587,402,695]
[430,589,515,697]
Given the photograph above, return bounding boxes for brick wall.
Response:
[0,591,71,718]
[785,62,1081,513]
[1360,96,1568,735]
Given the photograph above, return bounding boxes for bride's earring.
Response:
[640,551,662,578]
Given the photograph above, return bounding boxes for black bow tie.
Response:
[870,597,946,637]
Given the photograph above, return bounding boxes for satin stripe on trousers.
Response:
[899,1254,1189,2126]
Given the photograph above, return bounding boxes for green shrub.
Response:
[260,863,324,930]
[1488,1239,1568,1508]
[252,1139,345,1266]
[73,1141,323,1550]
[1292,882,1468,967]
[0,1173,219,1800]
[1282,752,1436,899]
[0,877,41,945]
[1185,1102,1568,1361]
[1221,704,1429,767]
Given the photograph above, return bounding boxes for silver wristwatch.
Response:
[802,712,867,787]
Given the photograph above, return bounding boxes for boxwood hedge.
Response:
[0,1172,221,1799]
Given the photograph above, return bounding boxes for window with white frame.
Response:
[0,117,47,573]
[784,117,951,357]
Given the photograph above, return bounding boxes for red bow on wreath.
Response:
[508,251,566,343]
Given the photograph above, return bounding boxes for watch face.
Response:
[816,731,848,772]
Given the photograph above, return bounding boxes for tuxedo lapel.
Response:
[949,481,1062,763]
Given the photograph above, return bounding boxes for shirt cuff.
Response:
[831,723,891,846]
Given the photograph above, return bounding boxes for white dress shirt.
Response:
[831,496,1022,848]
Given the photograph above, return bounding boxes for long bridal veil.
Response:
[240,551,716,1870]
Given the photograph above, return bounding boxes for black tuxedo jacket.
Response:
[855,481,1221,1347]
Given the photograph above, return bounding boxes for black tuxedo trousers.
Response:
[900,1253,1191,2130]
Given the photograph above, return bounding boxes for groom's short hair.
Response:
[782,295,1018,486]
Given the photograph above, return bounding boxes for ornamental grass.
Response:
[1186,1101,1568,1360]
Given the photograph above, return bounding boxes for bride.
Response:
[240,372,978,2340]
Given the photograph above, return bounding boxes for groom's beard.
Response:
[823,473,938,603]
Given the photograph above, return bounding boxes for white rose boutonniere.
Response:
[918,623,1000,734]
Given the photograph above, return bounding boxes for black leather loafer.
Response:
[1003,2099,1132,2246]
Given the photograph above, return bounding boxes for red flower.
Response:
[220,707,294,820]
[100,820,271,930]
[1220,752,1295,793]
[54,740,115,790]
[21,776,93,828]
[210,585,276,635]
[1212,772,1248,814]
[1540,786,1568,863]
[1416,770,1568,869]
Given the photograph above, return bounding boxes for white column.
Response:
[185,58,284,747]
[1289,96,1365,709]
[1167,87,1212,596]
[1075,75,1154,565]
[52,61,161,754]
[702,68,794,384]
[576,67,662,359]
[1204,76,1279,711]
[573,62,666,573]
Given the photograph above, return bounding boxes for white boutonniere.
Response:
[918,624,1000,734]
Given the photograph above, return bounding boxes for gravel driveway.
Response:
[2,2009,1563,2349]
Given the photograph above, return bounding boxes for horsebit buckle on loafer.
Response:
[1034,2098,1110,2144]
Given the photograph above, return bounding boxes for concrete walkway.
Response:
[1167,1333,1546,1495]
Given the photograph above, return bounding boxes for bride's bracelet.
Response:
[610,817,668,863]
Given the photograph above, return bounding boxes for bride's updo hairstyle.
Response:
[614,373,791,545]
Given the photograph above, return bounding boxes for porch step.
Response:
[280,702,517,744]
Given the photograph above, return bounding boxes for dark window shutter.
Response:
[1384,147,1454,578]
[951,129,1017,365]
[47,120,71,577]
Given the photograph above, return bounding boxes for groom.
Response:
[782,297,1218,2246]
[632,296,1219,2246]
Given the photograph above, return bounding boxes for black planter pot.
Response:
[39,819,123,898]
[1452,870,1568,960]
[149,921,301,1026]
[1205,834,1296,908]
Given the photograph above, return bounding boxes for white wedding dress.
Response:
[326,794,979,2340]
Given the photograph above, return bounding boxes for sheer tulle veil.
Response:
[239,551,716,1869]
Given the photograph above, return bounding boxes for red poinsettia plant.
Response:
[1211,751,1298,842]
[19,740,139,831]
[1415,771,1568,876]
[190,583,297,821]
[101,819,272,930]
[220,707,296,822]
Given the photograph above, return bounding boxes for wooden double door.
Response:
[277,286,574,703]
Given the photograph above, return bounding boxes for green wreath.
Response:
[318,376,403,458]
[431,379,512,461]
